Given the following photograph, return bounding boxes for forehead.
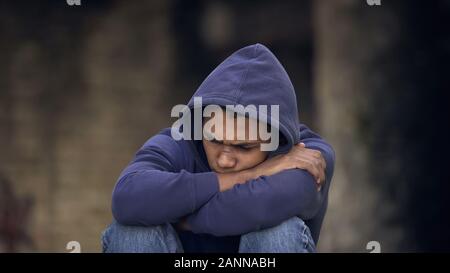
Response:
[203,113,268,142]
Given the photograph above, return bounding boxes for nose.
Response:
[217,151,237,169]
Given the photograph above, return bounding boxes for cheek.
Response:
[203,142,219,163]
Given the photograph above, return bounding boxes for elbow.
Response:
[111,175,162,226]
[111,183,137,225]
[296,179,323,220]
[298,195,321,220]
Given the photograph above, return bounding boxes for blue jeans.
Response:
[101,217,316,253]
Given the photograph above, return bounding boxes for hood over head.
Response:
[187,43,301,155]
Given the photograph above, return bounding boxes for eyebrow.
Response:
[214,140,262,147]
[204,131,262,146]
[229,141,261,146]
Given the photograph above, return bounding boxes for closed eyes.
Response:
[204,130,261,150]
[209,138,259,150]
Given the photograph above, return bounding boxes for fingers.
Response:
[305,161,324,192]
[293,153,322,181]
[291,144,326,190]
[296,144,326,172]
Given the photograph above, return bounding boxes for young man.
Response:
[101,43,335,253]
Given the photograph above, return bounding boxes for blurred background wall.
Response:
[0,0,449,252]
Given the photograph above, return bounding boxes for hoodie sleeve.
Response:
[111,133,219,226]
[186,124,335,236]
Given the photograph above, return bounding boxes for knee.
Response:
[101,221,182,253]
[240,217,316,253]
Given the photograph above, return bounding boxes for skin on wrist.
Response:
[216,168,257,192]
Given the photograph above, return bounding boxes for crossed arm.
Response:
[179,126,335,236]
[178,142,326,232]
[112,126,335,236]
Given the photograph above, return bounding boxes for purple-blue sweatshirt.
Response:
[111,44,335,252]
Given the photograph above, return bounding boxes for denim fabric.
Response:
[101,217,315,253]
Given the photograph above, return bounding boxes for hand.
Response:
[251,143,326,190]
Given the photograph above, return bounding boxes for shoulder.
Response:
[139,128,197,170]
[141,128,181,150]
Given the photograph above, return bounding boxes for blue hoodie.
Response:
[111,43,335,252]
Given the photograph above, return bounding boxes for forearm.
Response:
[112,169,219,226]
[185,144,335,236]
[176,168,259,231]
[186,169,322,236]
[216,168,259,192]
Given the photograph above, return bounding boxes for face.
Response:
[202,113,269,173]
